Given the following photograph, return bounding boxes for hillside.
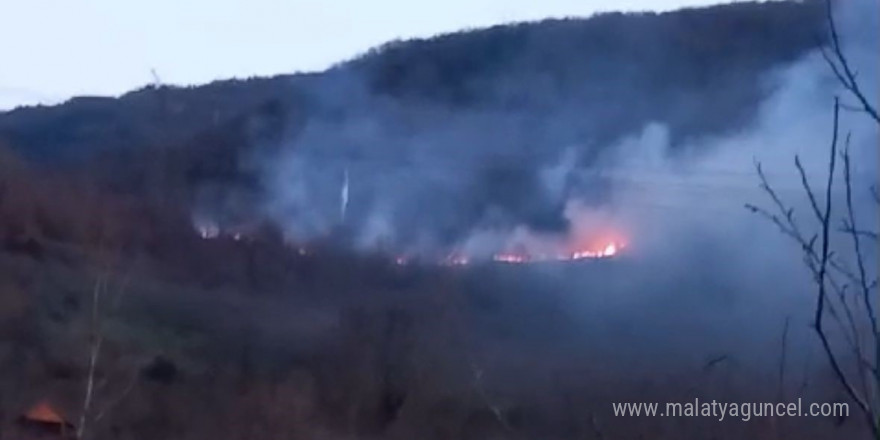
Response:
[0,1,828,249]
[1,1,823,162]
[2,1,872,439]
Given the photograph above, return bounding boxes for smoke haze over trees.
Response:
[0,0,877,438]
[0,1,827,252]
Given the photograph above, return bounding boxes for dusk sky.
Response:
[0,0,731,109]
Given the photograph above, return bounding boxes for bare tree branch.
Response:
[77,273,107,439]
[93,369,139,424]
[746,162,864,357]
[749,98,877,434]
[794,156,825,223]
[840,225,879,241]
[842,144,878,340]
[822,0,880,124]
[809,98,876,433]
[839,102,866,114]
[778,316,790,402]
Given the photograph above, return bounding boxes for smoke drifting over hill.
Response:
[254,1,875,268]
[0,1,876,438]
[227,1,877,381]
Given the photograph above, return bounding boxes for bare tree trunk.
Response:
[77,273,106,439]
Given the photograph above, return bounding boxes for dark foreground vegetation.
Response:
[0,146,864,439]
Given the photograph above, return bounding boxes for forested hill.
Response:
[0,0,823,168]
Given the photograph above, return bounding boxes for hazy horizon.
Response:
[0,0,734,110]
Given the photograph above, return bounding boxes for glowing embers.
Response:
[389,234,627,267]
[492,252,530,264]
[491,241,624,264]
[571,242,620,259]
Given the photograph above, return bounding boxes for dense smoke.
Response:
[569,0,878,367]
[257,1,875,265]
[242,0,879,375]
[260,58,646,255]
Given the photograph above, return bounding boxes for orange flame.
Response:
[491,240,623,264]
[493,253,530,264]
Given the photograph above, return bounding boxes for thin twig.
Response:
[822,0,880,124]
[810,99,876,434]
[799,344,813,396]
[840,101,866,114]
[779,317,790,402]
[794,155,825,223]
[842,144,878,340]
[704,355,730,372]
[748,99,877,434]
[840,226,879,241]
[93,370,138,424]
[747,163,864,356]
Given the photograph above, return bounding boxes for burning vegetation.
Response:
[491,240,622,264]
[194,212,628,267]
[2,0,873,438]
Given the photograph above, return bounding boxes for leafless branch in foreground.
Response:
[820,0,880,124]
[842,145,878,341]
[747,98,878,435]
[778,316,790,402]
[75,223,138,439]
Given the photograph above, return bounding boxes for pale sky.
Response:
[0,0,728,110]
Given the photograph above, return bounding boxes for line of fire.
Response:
[193,217,627,267]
